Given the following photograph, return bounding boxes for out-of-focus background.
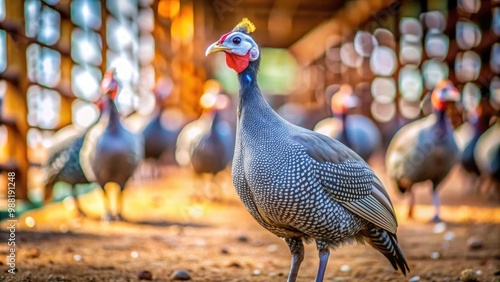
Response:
[0,0,499,281]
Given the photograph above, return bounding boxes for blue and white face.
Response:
[206,31,260,73]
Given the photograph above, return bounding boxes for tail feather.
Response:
[363,224,410,276]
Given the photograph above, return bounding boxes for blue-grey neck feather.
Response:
[105,96,124,134]
[236,59,283,126]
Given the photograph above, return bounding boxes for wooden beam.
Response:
[289,0,398,66]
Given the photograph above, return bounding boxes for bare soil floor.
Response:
[1,162,499,282]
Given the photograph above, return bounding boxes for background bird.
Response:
[474,115,500,199]
[80,69,144,221]
[141,78,185,179]
[176,93,234,200]
[206,18,408,281]
[454,93,495,194]
[314,84,381,162]
[42,99,106,217]
[385,80,460,222]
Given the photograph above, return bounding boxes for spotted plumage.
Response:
[43,127,91,216]
[386,80,460,222]
[207,19,408,281]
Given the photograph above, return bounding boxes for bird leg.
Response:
[101,187,113,222]
[407,190,415,219]
[431,188,441,222]
[113,187,124,222]
[72,185,87,218]
[210,173,225,202]
[315,240,330,282]
[285,237,304,282]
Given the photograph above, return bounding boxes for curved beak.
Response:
[205,41,231,56]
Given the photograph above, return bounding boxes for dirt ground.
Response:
[1,160,500,282]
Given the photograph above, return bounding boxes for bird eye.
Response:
[232,37,241,45]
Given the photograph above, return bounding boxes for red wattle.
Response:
[225,52,250,73]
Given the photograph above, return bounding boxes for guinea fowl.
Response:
[458,96,494,192]
[141,80,183,178]
[80,69,144,221]
[474,116,500,196]
[43,130,91,216]
[206,19,409,281]
[314,85,381,162]
[386,80,460,222]
[176,93,234,200]
[43,100,106,217]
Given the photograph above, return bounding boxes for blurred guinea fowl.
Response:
[141,78,184,177]
[80,69,144,221]
[386,80,460,222]
[474,116,500,197]
[314,85,381,162]
[176,93,234,199]
[43,99,106,217]
[457,96,494,191]
[206,18,408,281]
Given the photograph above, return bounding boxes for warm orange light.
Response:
[169,0,180,18]
[203,79,220,95]
[200,93,217,109]
[158,0,180,19]
[171,6,194,43]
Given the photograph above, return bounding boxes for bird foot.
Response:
[112,214,125,222]
[101,212,113,222]
[430,215,442,223]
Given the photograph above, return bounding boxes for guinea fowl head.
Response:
[100,68,119,100]
[205,18,260,73]
[330,85,360,116]
[431,79,460,111]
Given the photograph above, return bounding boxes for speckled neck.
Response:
[236,58,280,124]
[105,96,124,134]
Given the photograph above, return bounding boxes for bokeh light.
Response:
[491,43,500,74]
[399,65,423,102]
[71,29,102,66]
[458,0,481,13]
[455,51,481,82]
[71,0,101,30]
[371,77,396,103]
[493,7,500,36]
[456,21,481,50]
[354,31,377,57]
[425,30,449,61]
[38,6,60,45]
[370,46,397,76]
[462,82,481,112]
[0,30,5,73]
[422,59,449,90]
[490,76,500,110]
[400,36,423,66]
[27,86,60,129]
[72,100,100,129]
[340,42,362,68]
[400,17,423,39]
[72,65,102,101]
[374,28,396,49]
[371,101,396,123]
[421,11,446,32]
[398,98,421,119]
